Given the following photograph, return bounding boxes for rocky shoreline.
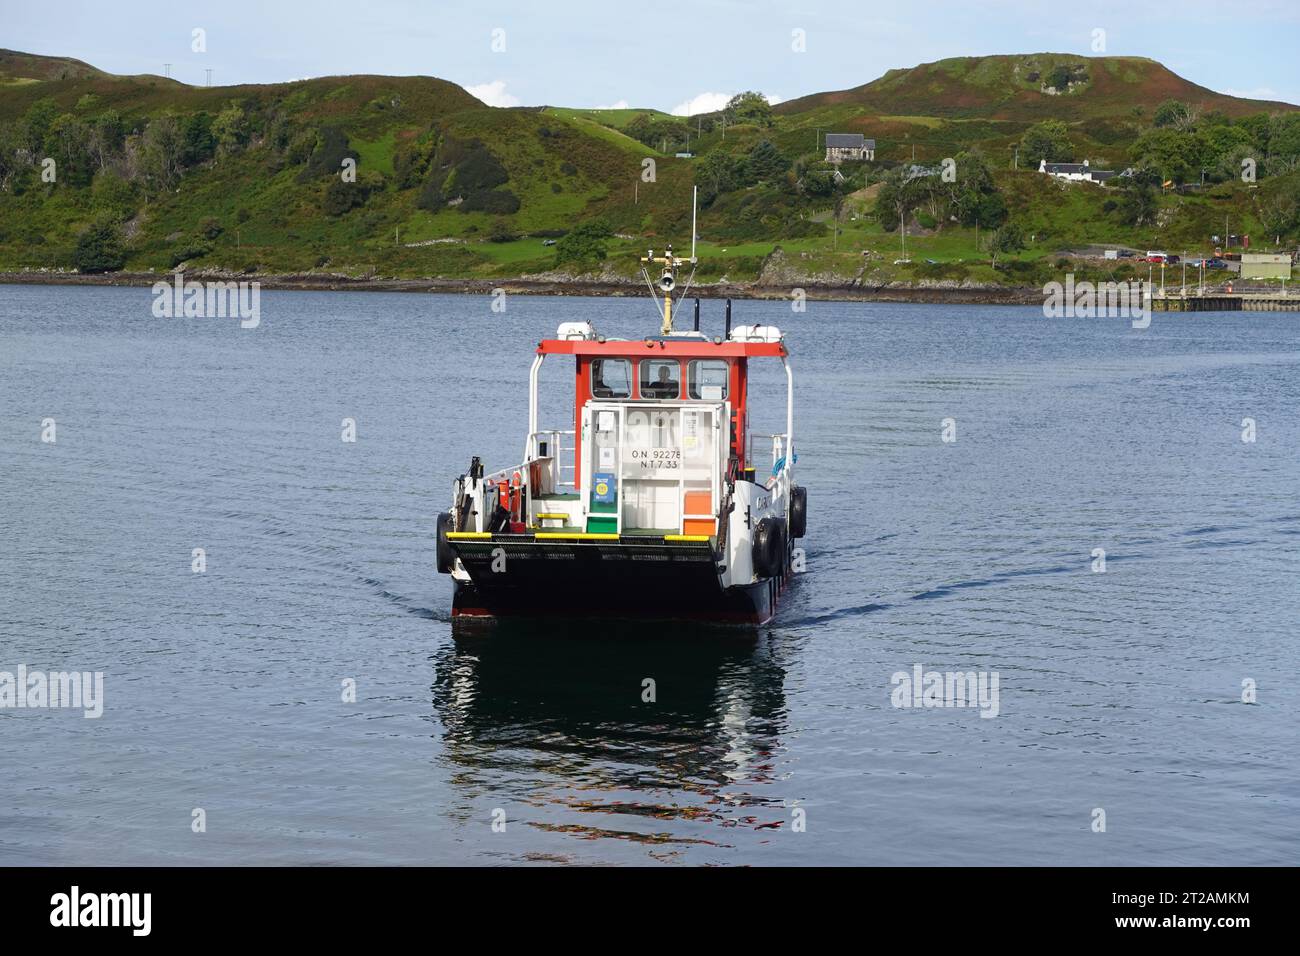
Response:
[0,269,1044,306]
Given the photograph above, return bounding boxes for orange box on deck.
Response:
[683,490,715,536]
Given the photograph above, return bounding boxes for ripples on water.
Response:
[1,285,1296,865]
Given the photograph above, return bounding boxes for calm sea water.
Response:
[1,284,1296,866]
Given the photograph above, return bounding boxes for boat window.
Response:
[639,359,681,399]
[687,360,729,400]
[591,358,632,399]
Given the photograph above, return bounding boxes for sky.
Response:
[4,0,1298,110]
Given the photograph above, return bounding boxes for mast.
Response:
[639,187,699,335]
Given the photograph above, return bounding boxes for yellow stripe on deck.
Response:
[534,532,621,541]
[446,532,492,540]
[663,534,712,542]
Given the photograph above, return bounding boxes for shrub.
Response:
[323,178,367,216]
[297,126,358,182]
[74,220,126,273]
[554,219,612,268]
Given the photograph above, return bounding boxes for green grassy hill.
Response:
[1,50,1296,287]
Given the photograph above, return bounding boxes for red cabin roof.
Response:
[537,338,786,358]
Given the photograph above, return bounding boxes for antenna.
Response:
[691,185,698,261]
[639,191,699,336]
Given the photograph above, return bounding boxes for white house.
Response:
[1038,158,1116,184]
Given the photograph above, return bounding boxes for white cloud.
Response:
[671,92,732,116]
[591,99,630,110]
[466,80,520,107]
[670,91,784,116]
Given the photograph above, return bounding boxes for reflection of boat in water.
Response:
[435,192,807,624]
[432,621,791,801]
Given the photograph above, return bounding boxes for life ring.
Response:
[509,471,523,523]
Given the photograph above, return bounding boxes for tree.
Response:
[1268,113,1300,164]
[554,219,612,268]
[1020,120,1073,165]
[0,120,26,188]
[1154,99,1190,128]
[695,150,742,204]
[180,112,217,166]
[74,219,126,273]
[988,221,1025,269]
[946,150,1006,229]
[212,102,250,155]
[1129,129,1204,184]
[874,165,931,231]
[90,110,125,172]
[625,114,690,152]
[47,114,94,187]
[1257,178,1300,240]
[801,162,837,197]
[140,114,184,191]
[725,91,772,127]
[747,140,790,182]
[21,98,60,155]
[1113,168,1158,226]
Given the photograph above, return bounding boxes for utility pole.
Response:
[634,179,638,205]
[163,63,171,78]
[1014,146,1018,170]
[205,68,212,87]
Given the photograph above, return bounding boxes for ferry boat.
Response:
[436,206,805,625]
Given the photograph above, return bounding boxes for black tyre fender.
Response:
[789,485,807,539]
[752,516,786,578]
[436,511,456,574]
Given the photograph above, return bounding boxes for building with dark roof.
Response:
[825,133,875,163]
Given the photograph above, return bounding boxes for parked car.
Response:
[1166,254,1180,264]
[1117,249,1136,259]
[1207,257,1226,269]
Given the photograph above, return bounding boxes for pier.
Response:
[1151,291,1300,312]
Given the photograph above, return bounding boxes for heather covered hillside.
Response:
[1,50,1297,286]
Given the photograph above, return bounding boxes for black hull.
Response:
[447,536,788,625]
